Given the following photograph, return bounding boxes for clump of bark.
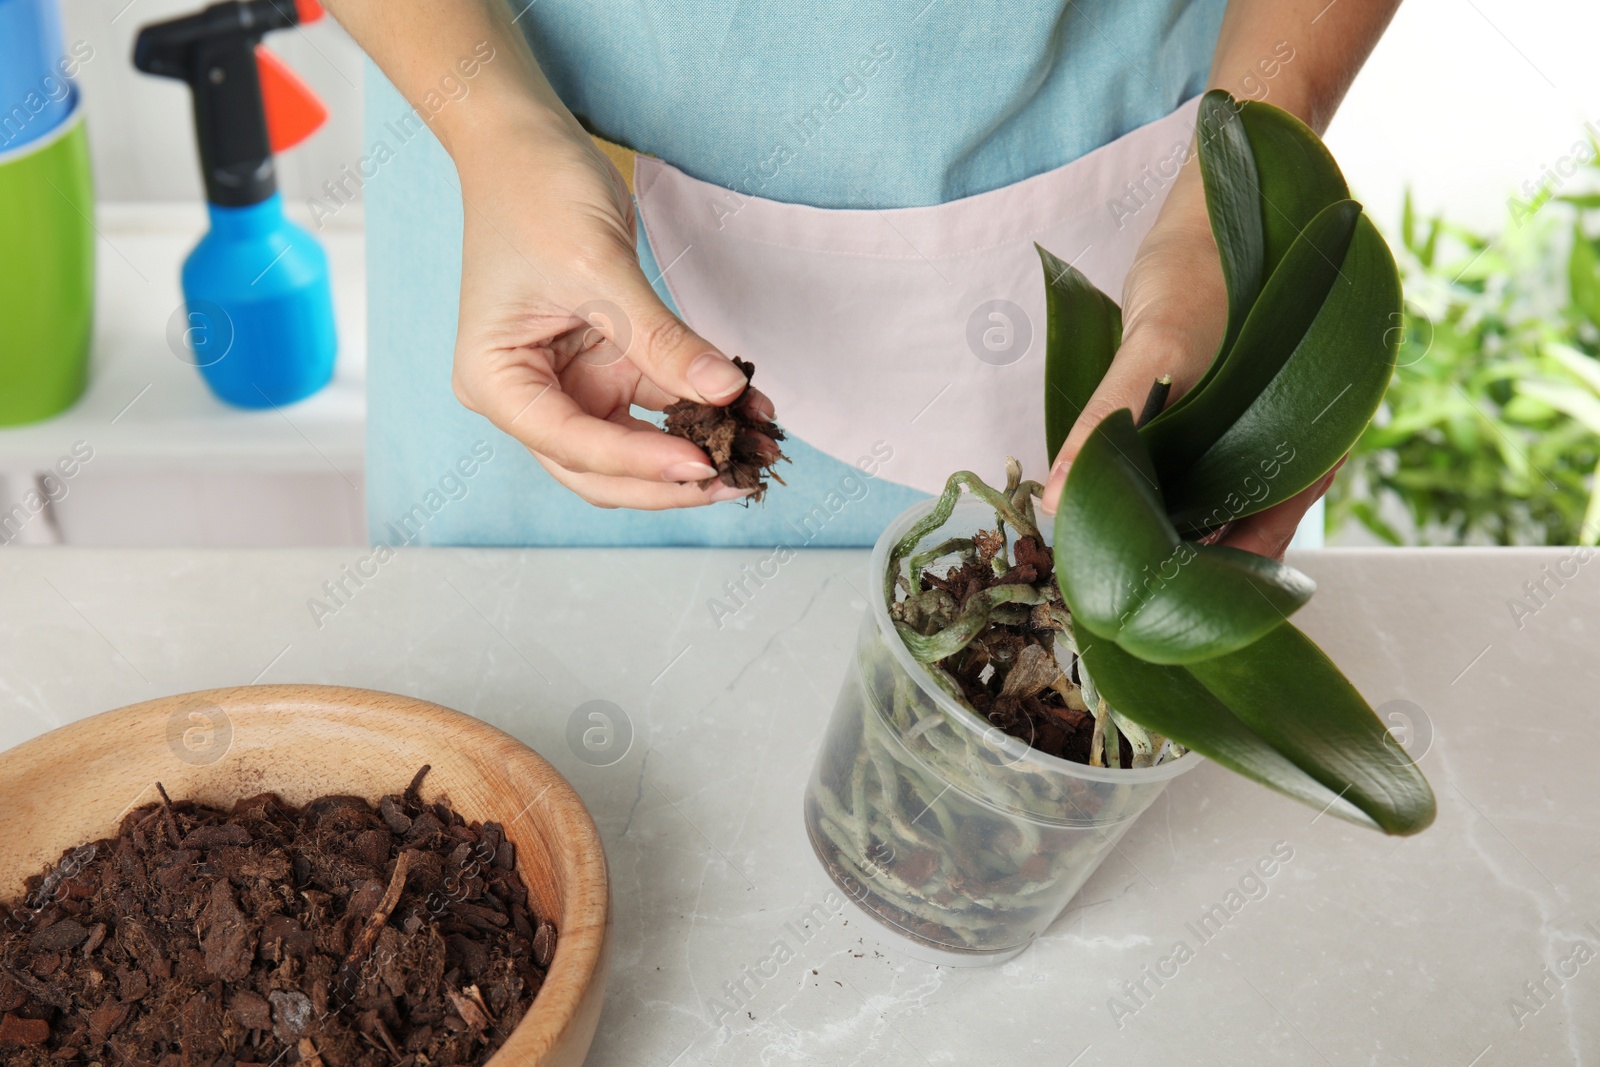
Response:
[0,767,556,1067]
[663,357,788,502]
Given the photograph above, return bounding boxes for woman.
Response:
[325,0,1397,551]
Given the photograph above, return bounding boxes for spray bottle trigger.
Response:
[255,46,327,153]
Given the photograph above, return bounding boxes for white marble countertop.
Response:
[0,546,1595,1065]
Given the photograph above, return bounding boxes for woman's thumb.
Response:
[1038,327,1179,515]
[605,269,750,405]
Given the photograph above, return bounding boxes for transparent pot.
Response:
[803,496,1201,964]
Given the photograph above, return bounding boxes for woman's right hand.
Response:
[324,0,768,510]
[448,112,774,509]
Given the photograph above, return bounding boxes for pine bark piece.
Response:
[447,985,493,1031]
[200,879,257,981]
[662,357,788,502]
[228,990,273,1032]
[28,918,88,954]
[998,643,1064,699]
[0,1013,49,1047]
[532,921,556,968]
[87,998,131,1042]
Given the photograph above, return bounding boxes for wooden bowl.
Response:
[0,684,609,1067]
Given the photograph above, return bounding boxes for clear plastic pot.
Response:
[803,496,1200,964]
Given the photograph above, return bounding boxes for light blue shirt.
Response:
[362,1,1228,546]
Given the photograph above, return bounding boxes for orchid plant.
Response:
[894,90,1437,835]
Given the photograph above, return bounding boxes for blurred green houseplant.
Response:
[1329,157,1600,546]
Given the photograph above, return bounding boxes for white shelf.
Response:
[0,202,365,476]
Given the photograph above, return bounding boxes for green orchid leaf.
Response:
[1194,89,1265,356]
[1238,100,1351,273]
[1054,411,1314,664]
[1154,95,1351,428]
[1039,244,1122,462]
[1141,199,1361,481]
[1183,623,1437,835]
[1077,635,1378,829]
[1163,213,1401,531]
[1111,541,1313,664]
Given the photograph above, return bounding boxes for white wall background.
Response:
[1328,0,1599,233]
[61,0,365,212]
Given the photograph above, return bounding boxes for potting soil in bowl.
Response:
[0,767,556,1066]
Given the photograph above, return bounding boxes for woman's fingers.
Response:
[533,451,755,510]
[456,350,719,482]
[599,263,752,406]
[1037,322,1195,515]
[1218,459,1345,561]
[528,413,768,510]
[626,374,775,421]
[740,387,777,422]
[1039,177,1226,518]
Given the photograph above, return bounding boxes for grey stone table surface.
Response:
[0,546,1596,1066]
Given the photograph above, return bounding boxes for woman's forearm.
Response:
[1207,0,1401,133]
[320,0,582,157]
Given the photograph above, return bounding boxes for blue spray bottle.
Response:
[134,0,336,408]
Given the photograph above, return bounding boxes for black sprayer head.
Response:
[134,0,322,207]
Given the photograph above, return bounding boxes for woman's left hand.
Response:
[1035,159,1336,560]
[1035,0,1402,558]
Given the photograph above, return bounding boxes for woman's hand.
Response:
[1036,0,1400,557]
[324,0,771,510]
[449,115,775,509]
[1035,162,1335,559]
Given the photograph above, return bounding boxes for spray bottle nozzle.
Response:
[133,0,326,206]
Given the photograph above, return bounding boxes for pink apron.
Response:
[634,96,1201,493]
